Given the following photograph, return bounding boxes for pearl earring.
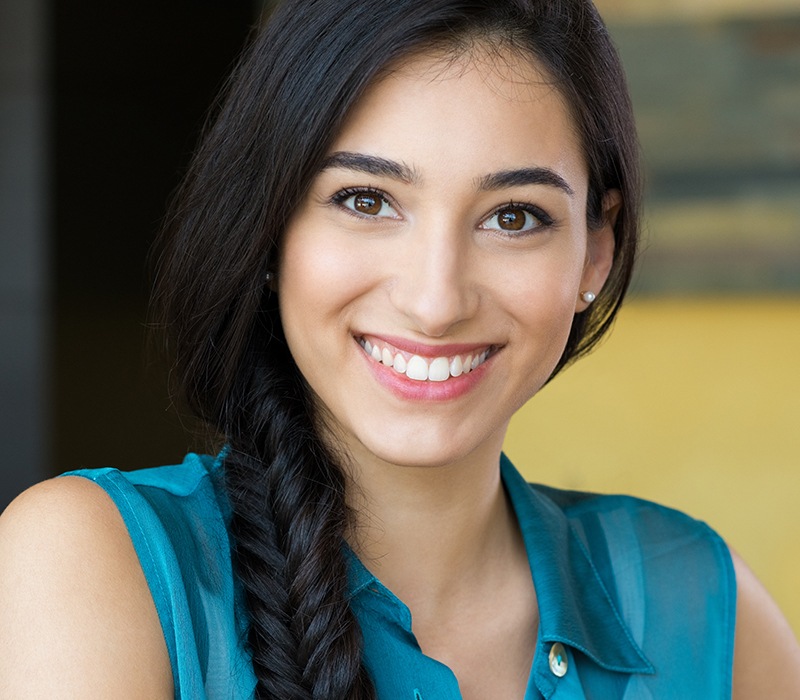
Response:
[580,291,596,304]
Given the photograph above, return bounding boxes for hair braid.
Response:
[223,352,375,699]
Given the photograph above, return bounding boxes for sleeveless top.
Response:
[63,453,736,699]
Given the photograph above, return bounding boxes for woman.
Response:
[1,0,798,697]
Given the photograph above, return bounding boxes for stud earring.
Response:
[265,271,275,284]
[580,291,596,304]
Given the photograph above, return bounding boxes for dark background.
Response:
[1,1,259,508]
[52,2,254,473]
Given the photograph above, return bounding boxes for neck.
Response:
[345,442,523,619]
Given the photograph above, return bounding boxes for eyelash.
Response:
[329,187,555,234]
[329,186,397,218]
[481,201,555,234]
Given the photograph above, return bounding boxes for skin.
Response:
[1,45,798,699]
[0,476,173,698]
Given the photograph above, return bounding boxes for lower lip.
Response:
[357,342,491,402]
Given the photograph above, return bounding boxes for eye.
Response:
[481,204,552,234]
[333,188,399,219]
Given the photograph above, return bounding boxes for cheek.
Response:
[497,245,586,378]
[502,244,586,321]
[278,225,375,347]
[514,285,577,355]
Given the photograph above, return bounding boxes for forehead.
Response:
[329,43,586,184]
[391,43,564,107]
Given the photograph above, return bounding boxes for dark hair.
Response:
[153,0,640,697]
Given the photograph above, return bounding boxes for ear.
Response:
[576,189,621,312]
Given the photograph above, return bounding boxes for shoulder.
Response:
[542,485,800,695]
[732,550,800,698]
[63,454,231,582]
[527,482,738,684]
[522,477,736,605]
[534,481,731,564]
[545,485,737,615]
[0,476,173,697]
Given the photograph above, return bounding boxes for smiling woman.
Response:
[279,48,613,468]
[0,0,798,698]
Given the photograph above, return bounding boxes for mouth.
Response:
[356,335,497,382]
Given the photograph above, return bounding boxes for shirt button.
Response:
[549,642,568,678]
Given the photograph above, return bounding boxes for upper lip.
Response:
[356,332,499,359]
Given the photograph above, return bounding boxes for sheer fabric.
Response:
[64,453,735,699]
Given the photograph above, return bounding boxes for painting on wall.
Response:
[601,2,800,294]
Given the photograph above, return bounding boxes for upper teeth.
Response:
[360,338,490,382]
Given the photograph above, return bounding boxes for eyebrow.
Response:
[477,168,574,196]
[320,151,574,196]
[321,151,419,184]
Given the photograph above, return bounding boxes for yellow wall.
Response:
[504,297,800,635]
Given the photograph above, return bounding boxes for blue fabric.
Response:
[63,453,736,699]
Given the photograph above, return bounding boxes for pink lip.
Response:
[354,336,495,402]
[357,332,494,359]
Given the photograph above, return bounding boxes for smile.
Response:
[357,336,494,382]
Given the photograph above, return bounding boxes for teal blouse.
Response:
[64,453,736,699]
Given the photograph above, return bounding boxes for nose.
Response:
[388,224,479,337]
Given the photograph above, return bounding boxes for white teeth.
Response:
[406,355,429,381]
[360,338,491,382]
[428,357,450,382]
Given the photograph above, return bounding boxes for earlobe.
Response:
[576,189,621,312]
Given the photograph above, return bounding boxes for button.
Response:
[549,642,568,678]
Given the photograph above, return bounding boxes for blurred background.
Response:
[1,0,798,632]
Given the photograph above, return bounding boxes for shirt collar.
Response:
[343,455,655,682]
[500,453,654,675]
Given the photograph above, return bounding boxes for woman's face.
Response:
[279,46,616,470]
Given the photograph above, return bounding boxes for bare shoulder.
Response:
[732,549,800,699]
[0,476,173,698]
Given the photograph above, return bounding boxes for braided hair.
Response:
[152,0,640,696]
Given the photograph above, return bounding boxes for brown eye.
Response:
[481,204,547,234]
[497,208,527,231]
[336,189,399,219]
[353,193,382,215]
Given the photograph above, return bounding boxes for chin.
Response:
[354,422,500,471]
